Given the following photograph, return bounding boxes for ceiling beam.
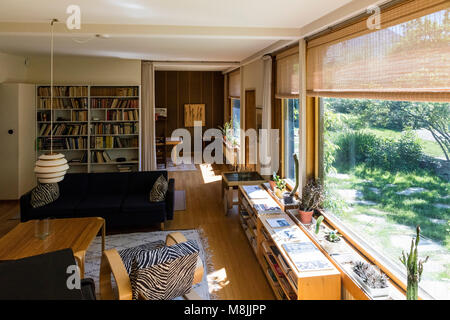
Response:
[0,22,301,40]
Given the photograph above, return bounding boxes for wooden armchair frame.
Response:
[100,232,204,300]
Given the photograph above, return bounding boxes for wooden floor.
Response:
[0,164,275,300]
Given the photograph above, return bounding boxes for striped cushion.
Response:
[127,240,200,300]
[30,183,60,208]
[149,175,168,202]
[119,241,165,274]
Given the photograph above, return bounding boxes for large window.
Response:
[283,99,300,182]
[231,98,241,145]
[321,97,449,299]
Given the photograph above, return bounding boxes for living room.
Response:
[0,0,448,307]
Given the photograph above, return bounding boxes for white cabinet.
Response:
[0,83,36,199]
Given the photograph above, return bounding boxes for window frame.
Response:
[282,98,300,184]
[230,97,241,146]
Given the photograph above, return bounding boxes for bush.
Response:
[333,130,423,172]
[334,131,378,171]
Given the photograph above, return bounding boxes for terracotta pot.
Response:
[298,210,313,224]
[269,181,276,191]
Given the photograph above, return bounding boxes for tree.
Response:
[397,102,450,161]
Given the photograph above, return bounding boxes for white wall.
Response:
[25,55,141,85]
[0,52,28,83]
[242,59,264,107]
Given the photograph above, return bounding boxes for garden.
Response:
[322,97,449,299]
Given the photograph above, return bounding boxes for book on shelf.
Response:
[242,185,268,199]
[38,86,87,97]
[277,254,291,274]
[281,242,334,273]
[266,268,279,284]
[68,152,88,164]
[266,218,290,228]
[286,270,298,289]
[71,110,87,121]
[91,123,138,135]
[90,87,138,97]
[39,98,87,109]
[117,165,133,172]
[91,98,139,109]
[267,255,284,277]
[39,124,88,136]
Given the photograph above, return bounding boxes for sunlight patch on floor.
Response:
[200,163,222,184]
[207,267,230,294]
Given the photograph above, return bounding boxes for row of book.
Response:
[91,136,138,149]
[38,124,88,136]
[68,152,88,164]
[72,111,88,121]
[38,98,88,109]
[91,87,138,97]
[37,137,87,150]
[91,98,139,109]
[91,123,138,135]
[91,151,113,163]
[106,110,139,121]
[38,86,88,97]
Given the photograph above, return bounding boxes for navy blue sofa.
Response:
[20,171,174,229]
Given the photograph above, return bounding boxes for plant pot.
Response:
[352,271,390,298]
[274,188,285,199]
[269,181,276,191]
[298,210,313,224]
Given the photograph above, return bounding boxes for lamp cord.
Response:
[50,19,57,154]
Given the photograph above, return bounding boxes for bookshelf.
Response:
[36,85,141,173]
[238,185,341,300]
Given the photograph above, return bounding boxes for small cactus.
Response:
[290,153,299,196]
[315,215,324,234]
[399,226,429,300]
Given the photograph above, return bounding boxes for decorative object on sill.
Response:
[298,179,324,224]
[289,153,299,197]
[352,261,389,298]
[399,225,429,300]
[34,19,69,183]
[325,230,341,243]
[315,215,324,235]
[272,172,286,199]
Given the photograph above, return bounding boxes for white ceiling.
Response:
[0,0,355,63]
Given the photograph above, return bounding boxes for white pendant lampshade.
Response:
[35,153,69,183]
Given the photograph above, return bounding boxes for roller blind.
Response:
[306,0,450,102]
[229,70,241,98]
[276,50,299,99]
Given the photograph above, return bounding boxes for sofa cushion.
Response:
[128,171,167,194]
[122,194,166,214]
[76,195,125,216]
[58,173,89,195]
[31,194,82,218]
[149,175,168,202]
[30,183,60,208]
[88,173,129,195]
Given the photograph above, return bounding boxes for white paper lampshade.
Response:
[34,153,69,183]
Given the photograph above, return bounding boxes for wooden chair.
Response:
[99,232,204,300]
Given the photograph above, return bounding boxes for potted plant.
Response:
[399,226,429,300]
[219,121,233,143]
[298,179,324,224]
[272,173,286,199]
[315,215,324,235]
[352,261,390,298]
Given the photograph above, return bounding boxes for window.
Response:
[321,97,449,300]
[231,98,241,145]
[283,99,300,182]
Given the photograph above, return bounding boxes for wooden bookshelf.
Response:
[36,85,141,173]
[238,185,341,300]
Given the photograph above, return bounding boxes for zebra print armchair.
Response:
[99,232,204,300]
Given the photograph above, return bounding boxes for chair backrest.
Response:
[99,232,203,300]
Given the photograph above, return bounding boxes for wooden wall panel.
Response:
[155,70,224,139]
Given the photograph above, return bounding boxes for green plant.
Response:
[299,179,324,212]
[272,172,286,191]
[218,120,233,140]
[290,153,299,196]
[352,261,388,289]
[399,226,429,300]
[315,215,324,234]
[325,229,341,242]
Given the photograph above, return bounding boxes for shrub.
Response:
[333,130,423,172]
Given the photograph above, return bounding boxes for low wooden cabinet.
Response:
[238,185,341,300]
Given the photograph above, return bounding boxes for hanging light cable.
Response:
[34,19,69,184]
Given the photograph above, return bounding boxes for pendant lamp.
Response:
[34,19,69,184]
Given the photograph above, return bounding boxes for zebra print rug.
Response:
[84,228,214,300]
